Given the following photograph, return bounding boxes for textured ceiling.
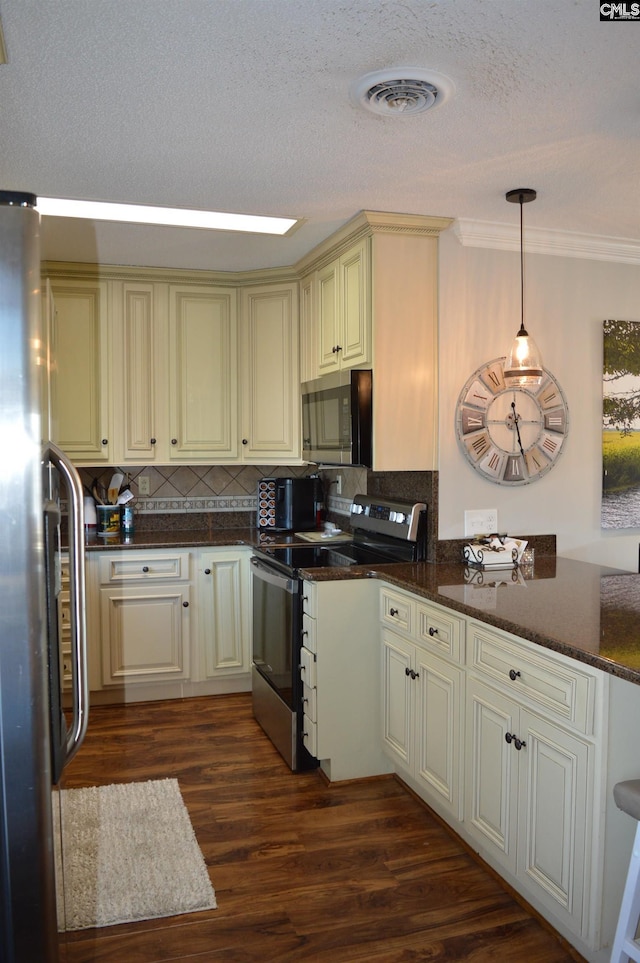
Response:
[0,0,638,271]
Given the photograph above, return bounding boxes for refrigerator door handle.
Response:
[45,441,89,766]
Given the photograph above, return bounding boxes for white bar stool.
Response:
[611,780,640,962]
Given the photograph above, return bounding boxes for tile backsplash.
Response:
[79,465,316,515]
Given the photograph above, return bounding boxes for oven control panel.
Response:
[350,495,426,543]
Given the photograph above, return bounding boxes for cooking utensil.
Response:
[107,471,124,504]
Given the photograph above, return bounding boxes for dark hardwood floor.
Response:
[60,693,585,962]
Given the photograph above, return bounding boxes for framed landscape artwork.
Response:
[602,319,640,529]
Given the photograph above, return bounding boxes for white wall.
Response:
[437,227,640,572]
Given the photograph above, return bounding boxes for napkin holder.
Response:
[463,537,528,570]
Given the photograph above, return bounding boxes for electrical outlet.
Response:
[335,473,342,495]
[464,508,498,538]
[138,475,150,496]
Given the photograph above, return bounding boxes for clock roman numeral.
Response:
[466,430,491,460]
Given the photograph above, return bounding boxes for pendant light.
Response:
[503,188,543,386]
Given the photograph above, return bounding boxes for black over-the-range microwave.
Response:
[301,369,372,467]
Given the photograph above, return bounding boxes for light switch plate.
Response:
[464,508,498,537]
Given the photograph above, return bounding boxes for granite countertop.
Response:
[77,528,640,687]
[302,555,640,687]
[80,527,258,550]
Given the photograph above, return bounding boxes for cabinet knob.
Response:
[514,737,526,751]
[428,626,438,637]
[508,669,521,681]
[101,438,108,446]
[505,732,513,744]
[242,438,248,445]
[183,601,189,608]
[150,437,156,445]
[405,666,412,676]
[390,607,398,617]
[142,566,149,573]
[332,344,343,353]
[405,667,419,680]
[204,568,211,575]
[171,438,178,445]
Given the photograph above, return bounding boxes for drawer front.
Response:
[469,622,595,734]
[416,601,464,663]
[381,588,414,634]
[302,581,317,619]
[302,683,317,723]
[302,714,318,757]
[302,613,317,654]
[99,552,190,584]
[299,645,317,689]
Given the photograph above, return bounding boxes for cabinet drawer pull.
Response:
[171,438,178,445]
[428,626,438,637]
[509,669,521,681]
[390,607,398,617]
[150,437,156,445]
[242,438,249,445]
[101,438,108,446]
[183,601,189,608]
[204,568,211,575]
[142,566,149,573]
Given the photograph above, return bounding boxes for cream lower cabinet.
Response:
[300,577,391,782]
[466,676,590,936]
[381,586,464,822]
[96,551,192,690]
[195,548,250,679]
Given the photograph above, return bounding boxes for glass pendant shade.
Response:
[504,323,543,386]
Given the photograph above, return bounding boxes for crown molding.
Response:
[452,219,640,265]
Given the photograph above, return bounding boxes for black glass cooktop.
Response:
[254,537,415,575]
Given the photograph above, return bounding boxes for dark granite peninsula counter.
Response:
[303,555,640,687]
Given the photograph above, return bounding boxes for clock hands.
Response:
[510,400,526,458]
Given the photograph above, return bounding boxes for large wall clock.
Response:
[455,357,569,485]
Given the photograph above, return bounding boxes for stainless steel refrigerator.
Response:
[0,191,89,962]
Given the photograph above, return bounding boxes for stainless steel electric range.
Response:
[251,494,427,770]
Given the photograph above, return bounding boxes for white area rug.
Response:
[55,778,216,931]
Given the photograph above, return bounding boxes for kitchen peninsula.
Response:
[78,525,640,962]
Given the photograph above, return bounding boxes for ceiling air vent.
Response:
[350,68,454,117]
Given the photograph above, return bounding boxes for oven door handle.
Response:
[251,556,300,595]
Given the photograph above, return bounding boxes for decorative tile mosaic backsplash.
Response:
[78,464,368,515]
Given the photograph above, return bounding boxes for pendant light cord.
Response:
[519,192,526,336]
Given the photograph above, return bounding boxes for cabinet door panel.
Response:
[240,284,299,458]
[340,239,369,367]
[100,585,190,684]
[416,654,462,818]
[382,629,412,766]
[201,555,247,676]
[519,709,588,924]
[169,286,237,458]
[317,260,340,374]
[466,679,518,871]
[121,283,158,460]
[51,280,109,460]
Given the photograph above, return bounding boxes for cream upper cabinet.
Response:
[168,284,238,461]
[112,280,167,463]
[238,281,301,463]
[111,280,238,463]
[48,277,111,462]
[297,212,452,469]
[316,238,370,376]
